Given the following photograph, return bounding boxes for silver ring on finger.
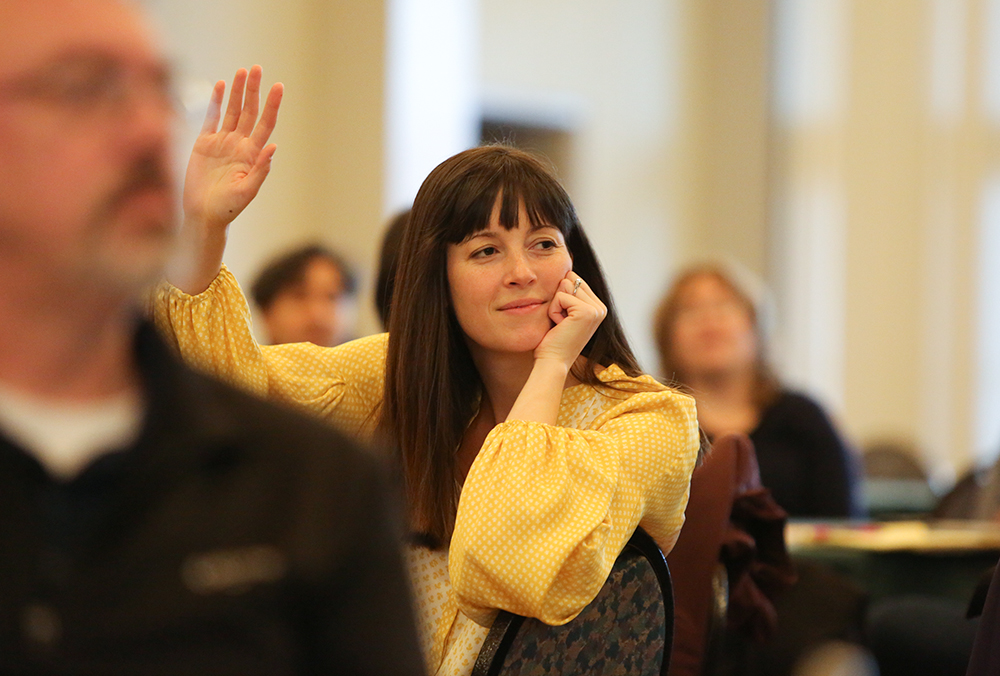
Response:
[572,278,583,295]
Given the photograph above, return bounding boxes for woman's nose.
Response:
[504,251,537,286]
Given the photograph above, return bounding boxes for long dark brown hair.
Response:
[381,145,647,545]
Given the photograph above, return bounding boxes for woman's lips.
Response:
[498,298,546,314]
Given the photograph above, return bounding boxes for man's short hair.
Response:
[250,244,357,311]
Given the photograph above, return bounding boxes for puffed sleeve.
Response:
[448,386,699,627]
[152,266,386,438]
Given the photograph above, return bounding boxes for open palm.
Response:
[183,66,283,229]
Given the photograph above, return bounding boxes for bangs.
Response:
[440,149,577,244]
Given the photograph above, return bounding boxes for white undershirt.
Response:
[0,381,143,480]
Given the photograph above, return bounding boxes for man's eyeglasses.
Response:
[0,54,178,120]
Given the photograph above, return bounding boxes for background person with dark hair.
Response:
[251,244,357,346]
[374,209,409,329]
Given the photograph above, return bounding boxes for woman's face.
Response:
[446,200,573,361]
[670,273,757,380]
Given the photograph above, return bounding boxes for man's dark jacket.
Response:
[0,323,424,675]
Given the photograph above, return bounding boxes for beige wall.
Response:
[676,0,773,277]
[767,0,999,481]
[842,0,955,475]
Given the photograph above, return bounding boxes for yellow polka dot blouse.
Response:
[153,266,700,676]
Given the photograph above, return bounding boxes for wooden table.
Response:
[786,520,1000,602]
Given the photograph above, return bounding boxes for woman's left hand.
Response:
[172,66,283,293]
[534,271,608,370]
[183,66,283,231]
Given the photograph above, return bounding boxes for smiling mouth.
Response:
[499,299,546,312]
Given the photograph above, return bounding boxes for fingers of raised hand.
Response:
[200,80,226,134]
[242,144,278,198]
[204,67,281,155]
[236,66,263,136]
[249,82,284,149]
[220,68,248,133]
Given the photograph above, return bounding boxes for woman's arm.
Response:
[171,66,282,294]
[449,384,699,627]
[156,67,386,436]
[153,268,387,438]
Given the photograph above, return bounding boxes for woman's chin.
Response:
[484,336,548,359]
[513,329,551,355]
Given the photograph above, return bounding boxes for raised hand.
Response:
[184,65,283,228]
[534,271,608,371]
[176,66,283,293]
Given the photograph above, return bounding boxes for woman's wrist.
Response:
[531,356,572,382]
[505,358,570,425]
[167,215,229,294]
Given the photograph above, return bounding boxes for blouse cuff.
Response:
[159,264,236,305]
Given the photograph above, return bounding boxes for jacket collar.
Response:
[0,320,248,485]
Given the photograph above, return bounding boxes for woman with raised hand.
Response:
[159,68,699,676]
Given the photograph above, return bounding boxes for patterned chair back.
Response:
[472,528,673,676]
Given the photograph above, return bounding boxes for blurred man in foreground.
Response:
[0,1,423,673]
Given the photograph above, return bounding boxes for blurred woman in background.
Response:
[654,263,861,519]
[654,264,875,676]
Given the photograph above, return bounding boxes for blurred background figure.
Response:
[654,263,874,676]
[250,244,357,346]
[374,210,409,329]
[654,263,863,519]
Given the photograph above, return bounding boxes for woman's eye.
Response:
[472,246,498,258]
[534,239,557,250]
